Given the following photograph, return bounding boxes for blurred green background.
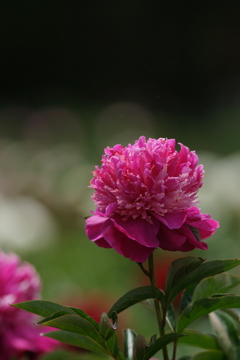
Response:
[1,2,240,358]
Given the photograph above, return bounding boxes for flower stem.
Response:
[148,253,169,360]
[137,262,150,277]
[172,339,177,360]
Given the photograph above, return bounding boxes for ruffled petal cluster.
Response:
[0,251,57,360]
[86,136,219,263]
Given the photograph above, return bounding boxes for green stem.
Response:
[137,262,150,277]
[148,253,169,360]
[172,339,178,360]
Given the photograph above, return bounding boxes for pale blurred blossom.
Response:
[199,152,240,233]
[0,195,57,251]
[0,138,93,251]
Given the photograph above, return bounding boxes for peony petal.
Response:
[154,210,188,229]
[85,215,107,241]
[185,207,219,236]
[101,219,155,262]
[95,237,112,248]
[185,206,201,217]
[157,223,208,252]
[11,335,35,351]
[110,214,160,248]
[105,203,118,216]
[178,143,190,166]
[179,224,208,250]
[188,218,219,232]
[157,224,186,251]
[178,242,196,252]
[198,228,215,240]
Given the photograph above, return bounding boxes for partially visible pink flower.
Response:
[0,251,57,360]
[85,136,219,262]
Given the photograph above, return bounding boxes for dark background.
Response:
[1,2,240,112]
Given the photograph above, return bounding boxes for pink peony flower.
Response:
[85,136,219,263]
[0,251,57,360]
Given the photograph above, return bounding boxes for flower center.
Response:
[90,137,203,221]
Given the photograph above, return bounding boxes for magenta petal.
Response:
[11,336,34,351]
[157,223,208,252]
[110,214,160,248]
[105,203,118,216]
[157,224,186,251]
[11,325,57,353]
[180,224,208,250]
[95,238,112,249]
[178,242,196,252]
[154,210,188,229]
[198,228,215,240]
[85,214,112,248]
[101,219,155,262]
[185,207,219,238]
[188,218,219,232]
[85,215,107,241]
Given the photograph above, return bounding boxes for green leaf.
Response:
[149,334,157,346]
[107,287,165,318]
[14,301,100,332]
[133,334,147,360]
[192,273,240,302]
[189,350,226,360]
[177,356,191,360]
[222,308,240,323]
[141,299,155,311]
[69,307,99,331]
[117,352,126,360]
[165,256,205,306]
[38,308,99,334]
[166,303,176,331]
[209,310,240,360]
[112,311,118,329]
[99,312,115,340]
[188,225,201,242]
[44,330,108,355]
[144,333,184,360]
[41,314,103,343]
[38,310,71,324]
[166,259,240,306]
[106,330,120,358]
[124,329,136,360]
[13,300,76,317]
[181,283,198,312]
[177,295,240,333]
[40,350,85,360]
[178,330,220,349]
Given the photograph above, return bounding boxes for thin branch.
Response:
[148,254,169,360]
[136,262,150,277]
